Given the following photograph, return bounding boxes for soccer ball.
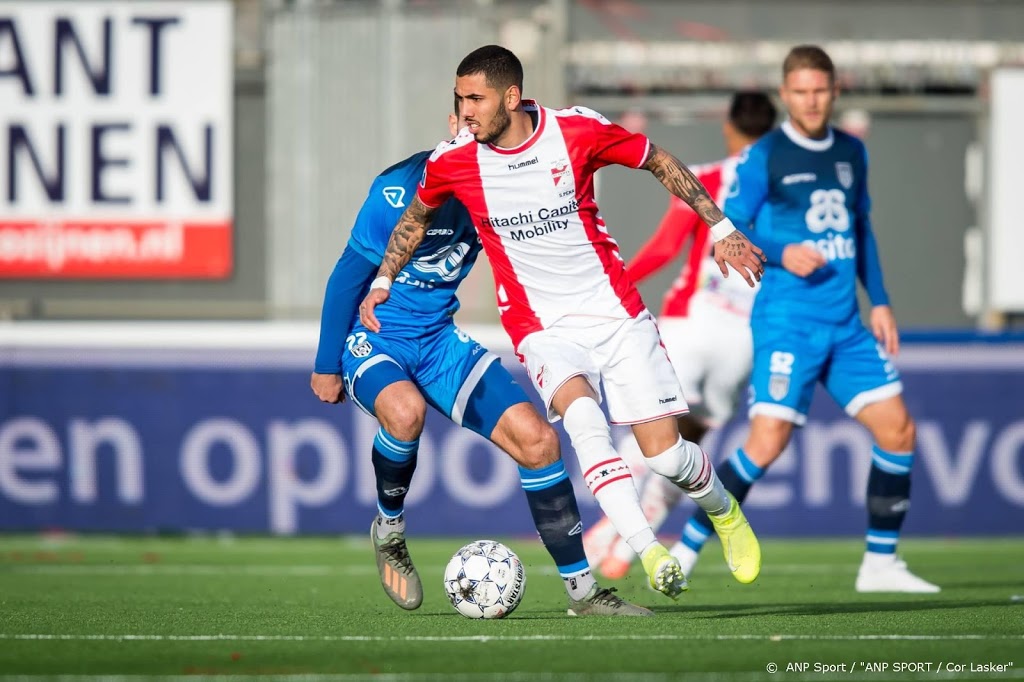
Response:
[443,540,526,619]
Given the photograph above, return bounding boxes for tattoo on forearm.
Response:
[378,197,432,279]
[644,144,725,226]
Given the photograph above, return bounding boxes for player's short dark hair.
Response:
[457,45,524,94]
[783,44,835,81]
[728,91,777,138]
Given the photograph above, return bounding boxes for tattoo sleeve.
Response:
[643,144,726,227]
[377,196,434,280]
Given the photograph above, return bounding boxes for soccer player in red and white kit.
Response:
[361,45,766,598]
[583,92,779,580]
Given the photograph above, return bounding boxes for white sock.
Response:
[861,551,897,568]
[375,510,404,539]
[645,437,730,516]
[563,398,657,555]
[563,569,597,601]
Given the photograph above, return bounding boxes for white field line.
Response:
[0,563,855,576]
[1,633,1020,643]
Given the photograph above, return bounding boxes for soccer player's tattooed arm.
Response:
[359,196,437,332]
[643,144,724,226]
[643,144,765,286]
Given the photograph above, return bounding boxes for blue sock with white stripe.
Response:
[682,448,765,552]
[866,445,913,555]
[519,460,595,601]
[372,428,418,539]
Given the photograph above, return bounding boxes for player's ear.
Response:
[506,85,521,109]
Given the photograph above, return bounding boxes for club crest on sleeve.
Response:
[382,186,406,208]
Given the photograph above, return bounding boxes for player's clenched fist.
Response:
[311,372,346,403]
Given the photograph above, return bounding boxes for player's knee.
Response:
[744,418,792,467]
[517,423,561,469]
[378,397,426,442]
[882,413,916,452]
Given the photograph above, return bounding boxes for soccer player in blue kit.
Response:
[673,45,939,593]
[311,113,651,616]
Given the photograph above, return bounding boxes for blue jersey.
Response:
[348,150,481,332]
[313,151,480,374]
[724,121,889,325]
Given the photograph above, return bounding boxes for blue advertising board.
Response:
[1,335,1022,537]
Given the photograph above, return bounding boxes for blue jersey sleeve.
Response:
[347,181,402,264]
[853,143,890,306]
[725,141,787,264]
[313,244,378,374]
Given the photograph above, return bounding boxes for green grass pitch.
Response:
[0,535,1021,681]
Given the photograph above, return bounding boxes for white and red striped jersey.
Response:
[626,156,757,319]
[417,101,648,349]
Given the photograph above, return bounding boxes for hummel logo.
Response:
[568,522,583,536]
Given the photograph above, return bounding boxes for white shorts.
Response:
[658,297,753,428]
[517,311,689,424]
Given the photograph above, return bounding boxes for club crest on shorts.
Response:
[835,162,853,189]
[349,340,373,358]
[769,374,790,401]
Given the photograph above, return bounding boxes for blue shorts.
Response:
[340,323,529,439]
[747,314,903,425]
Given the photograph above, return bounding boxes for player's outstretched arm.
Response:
[359,196,436,332]
[643,144,765,286]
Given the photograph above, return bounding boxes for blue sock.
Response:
[866,445,913,555]
[519,460,593,592]
[682,448,765,552]
[371,428,418,518]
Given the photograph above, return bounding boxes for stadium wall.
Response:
[1,323,1021,537]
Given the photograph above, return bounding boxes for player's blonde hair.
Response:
[783,45,835,82]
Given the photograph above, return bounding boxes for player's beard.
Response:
[475,100,512,145]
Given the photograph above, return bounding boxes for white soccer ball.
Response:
[443,540,526,619]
